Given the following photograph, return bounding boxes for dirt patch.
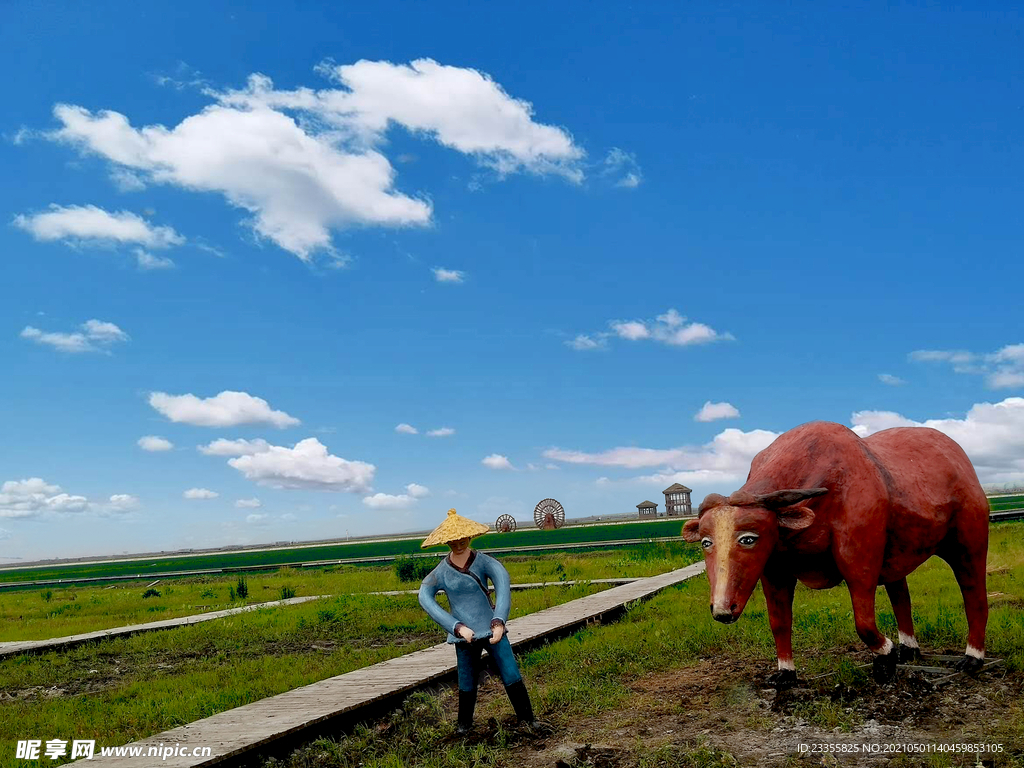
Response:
[497,654,1023,768]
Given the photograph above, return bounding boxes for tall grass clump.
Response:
[394,556,434,583]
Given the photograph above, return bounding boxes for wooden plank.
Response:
[76,561,705,767]
[0,595,329,660]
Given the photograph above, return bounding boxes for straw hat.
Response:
[421,508,491,548]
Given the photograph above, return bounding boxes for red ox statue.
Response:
[683,421,989,686]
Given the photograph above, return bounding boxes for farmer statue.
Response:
[418,508,544,734]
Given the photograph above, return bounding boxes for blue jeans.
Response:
[455,635,522,692]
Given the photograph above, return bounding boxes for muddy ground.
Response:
[467,649,1023,768]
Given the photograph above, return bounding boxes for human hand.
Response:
[456,624,475,642]
[489,623,505,644]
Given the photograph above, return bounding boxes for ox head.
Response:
[682,487,828,624]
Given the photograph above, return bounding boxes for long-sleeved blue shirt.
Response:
[418,550,512,643]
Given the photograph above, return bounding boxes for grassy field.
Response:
[0,542,699,642]
[0,544,701,768]
[267,521,1024,768]
[0,519,687,587]
[989,494,1024,512]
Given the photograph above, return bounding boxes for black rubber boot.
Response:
[505,680,535,723]
[456,689,477,735]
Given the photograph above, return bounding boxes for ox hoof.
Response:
[872,647,899,684]
[953,654,984,675]
[897,644,922,664]
[767,669,798,690]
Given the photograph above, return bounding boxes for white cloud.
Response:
[0,527,11,541]
[909,344,1024,387]
[134,248,175,270]
[235,497,262,509]
[44,60,585,260]
[395,423,419,435]
[544,427,779,487]
[0,478,90,518]
[565,334,606,351]
[572,308,733,352]
[482,454,515,470]
[851,396,1024,484]
[362,492,417,509]
[198,438,272,456]
[246,513,269,524]
[878,373,906,386]
[138,435,173,452]
[601,148,642,189]
[13,204,183,249]
[21,318,129,354]
[406,483,430,498]
[227,437,375,492]
[694,401,740,422]
[106,494,140,513]
[432,267,465,283]
[150,390,300,428]
[184,488,219,500]
[427,427,455,437]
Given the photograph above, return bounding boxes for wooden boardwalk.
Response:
[79,561,705,767]
[0,580,641,660]
[0,595,328,660]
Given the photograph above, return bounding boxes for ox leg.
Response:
[884,578,921,663]
[848,584,898,683]
[942,548,989,674]
[762,573,798,689]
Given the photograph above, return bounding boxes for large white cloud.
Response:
[228,437,375,492]
[21,319,129,354]
[13,204,184,249]
[44,60,585,260]
[0,478,90,518]
[150,391,299,428]
[362,482,429,510]
[851,396,1024,484]
[544,427,780,487]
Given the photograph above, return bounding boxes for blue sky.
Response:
[2,2,1022,562]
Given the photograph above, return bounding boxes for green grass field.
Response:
[989,494,1024,512]
[0,519,687,587]
[0,544,699,768]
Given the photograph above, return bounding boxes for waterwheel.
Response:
[533,498,565,530]
[495,514,517,533]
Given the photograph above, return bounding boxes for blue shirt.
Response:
[418,550,512,643]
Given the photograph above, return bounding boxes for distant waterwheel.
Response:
[495,514,517,533]
[533,498,565,530]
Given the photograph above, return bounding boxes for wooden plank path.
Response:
[78,561,706,767]
[0,580,642,660]
[0,595,328,660]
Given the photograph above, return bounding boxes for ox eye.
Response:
[738,534,758,547]
[701,537,713,550]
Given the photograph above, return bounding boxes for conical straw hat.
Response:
[421,508,491,548]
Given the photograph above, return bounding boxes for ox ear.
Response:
[698,493,728,515]
[776,505,815,532]
[755,487,828,509]
[682,518,702,543]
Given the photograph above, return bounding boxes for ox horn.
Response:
[754,487,829,508]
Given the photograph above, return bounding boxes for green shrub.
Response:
[40,589,53,602]
[394,556,434,583]
[280,586,296,600]
[142,588,161,599]
[235,575,249,599]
